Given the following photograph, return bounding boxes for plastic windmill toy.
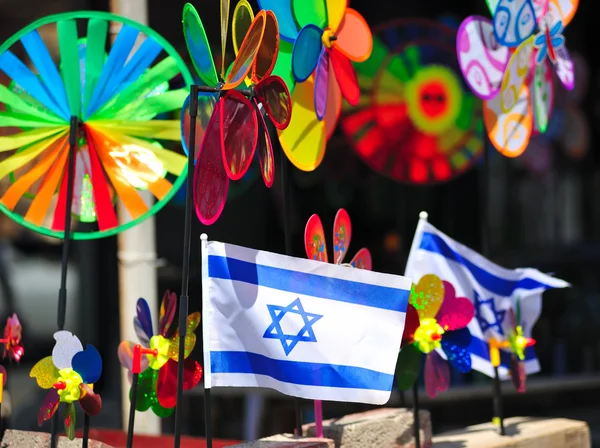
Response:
[30,331,102,440]
[0,11,192,239]
[118,290,202,416]
[181,0,292,225]
[489,298,536,393]
[397,274,475,398]
[457,0,579,157]
[0,314,24,408]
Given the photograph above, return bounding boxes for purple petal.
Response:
[425,351,450,399]
[159,290,177,337]
[314,49,329,121]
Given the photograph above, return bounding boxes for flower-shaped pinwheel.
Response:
[489,298,535,393]
[457,0,578,158]
[118,290,202,417]
[304,208,371,269]
[30,331,102,440]
[397,274,475,399]
[181,1,292,225]
[1,313,23,363]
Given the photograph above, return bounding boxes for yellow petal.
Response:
[30,356,59,389]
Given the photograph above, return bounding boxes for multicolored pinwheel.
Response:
[0,11,193,239]
[397,274,474,398]
[30,331,102,439]
[181,1,292,225]
[118,290,202,416]
[342,19,483,185]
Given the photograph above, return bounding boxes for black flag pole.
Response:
[50,116,78,448]
[126,345,158,448]
[173,84,200,448]
[412,382,421,448]
[480,144,505,435]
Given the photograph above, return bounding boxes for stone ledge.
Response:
[303,407,432,448]
[2,430,115,447]
[432,416,591,448]
[229,433,334,447]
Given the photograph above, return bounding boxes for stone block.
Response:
[303,407,432,448]
[229,433,335,447]
[1,430,115,448]
[432,416,591,448]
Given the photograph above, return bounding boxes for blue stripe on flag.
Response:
[420,232,555,296]
[468,335,536,369]
[211,351,394,391]
[208,255,409,312]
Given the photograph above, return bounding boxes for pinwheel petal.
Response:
[233,0,254,56]
[326,0,347,32]
[402,304,420,347]
[442,329,473,373]
[254,75,292,130]
[305,213,328,262]
[118,341,149,377]
[182,4,218,86]
[436,281,475,331]
[332,208,352,264]
[156,358,202,409]
[64,402,76,440]
[135,298,154,342]
[292,25,323,82]
[349,248,372,270]
[257,0,299,41]
[30,356,60,389]
[548,0,578,26]
[72,345,102,384]
[500,36,534,114]
[253,10,279,82]
[181,92,218,160]
[220,0,231,78]
[314,49,329,121]
[509,357,526,392]
[412,274,444,321]
[493,0,536,47]
[38,389,60,425]
[52,331,83,370]
[224,12,266,89]
[79,383,102,416]
[531,60,554,134]
[293,0,327,30]
[168,312,201,361]
[330,48,359,106]
[554,45,575,91]
[255,103,275,188]
[425,351,450,399]
[396,344,422,391]
[159,290,178,337]
[335,9,373,62]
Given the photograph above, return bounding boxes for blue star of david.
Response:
[263,298,323,356]
[474,291,506,335]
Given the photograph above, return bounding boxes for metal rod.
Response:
[412,382,420,448]
[82,413,90,448]
[126,373,139,448]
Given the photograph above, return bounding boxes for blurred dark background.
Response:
[1,0,599,444]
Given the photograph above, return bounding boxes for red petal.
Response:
[38,389,59,426]
[79,383,103,416]
[157,358,203,408]
[401,304,420,347]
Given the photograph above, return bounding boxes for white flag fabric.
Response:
[405,214,569,379]
[201,237,412,405]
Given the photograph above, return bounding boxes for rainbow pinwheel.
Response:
[30,331,102,439]
[181,1,292,225]
[457,0,578,157]
[118,290,202,416]
[397,274,474,399]
[0,12,192,239]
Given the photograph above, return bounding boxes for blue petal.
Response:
[534,33,546,47]
[536,46,548,64]
[442,341,472,373]
[257,0,299,42]
[550,20,563,36]
[72,345,103,384]
[292,25,323,82]
[552,35,565,49]
[443,328,472,348]
[135,298,154,341]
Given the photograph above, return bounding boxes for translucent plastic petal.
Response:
[271,41,296,95]
[257,0,299,41]
[72,344,103,384]
[330,48,359,105]
[326,0,347,32]
[532,60,554,134]
[181,92,218,159]
[255,76,292,130]
[324,66,342,140]
[183,4,218,86]
[349,248,372,270]
[314,49,330,121]
[436,281,475,331]
[305,214,328,262]
[255,102,275,187]
[493,0,536,47]
[133,367,157,412]
[292,25,323,82]
[293,0,327,30]
[135,298,154,341]
[224,12,266,89]
[220,0,231,78]
[38,389,60,425]
[168,312,201,361]
[220,90,258,181]
[193,101,230,225]
[334,9,373,63]
[233,0,254,56]
[156,358,203,408]
[510,357,526,392]
[500,37,534,114]
[64,402,76,440]
[52,331,83,370]
[159,290,177,337]
[442,328,473,374]
[395,343,422,391]
[548,0,578,27]
[30,356,60,389]
[79,383,102,416]
[425,351,450,399]
[412,274,444,321]
[118,341,149,378]
[402,304,421,347]
[332,208,351,264]
[253,10,280,82]
[456,16,510,100]
[554,45,575,91]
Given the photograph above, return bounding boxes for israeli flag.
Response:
[201,236,412,404]
[405,213,570,379]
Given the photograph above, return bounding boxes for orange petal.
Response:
[334,9,373,63]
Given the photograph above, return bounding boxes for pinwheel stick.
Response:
[412,382,420,448]
[126,345,158,448]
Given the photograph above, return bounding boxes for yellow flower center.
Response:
[509,326,528,361]
[413,318,444,354]
[55,368,83,403]
[147,335,170,370]
[322,29,335,49]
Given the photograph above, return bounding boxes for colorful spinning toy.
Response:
[181,1,292,225]
[0,314,24,404]
[397,274,474,399]
[118,291,202,416]
[342,19,483,185]
[30,331,102,439]
[0,11,193,239]
[457,0,578,157]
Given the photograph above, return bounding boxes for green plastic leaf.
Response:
[0,85,65,124]
[64,402,76,440]
[293,0,327,30]
[183,3,218,86]
[396,344,422,391]
[57,20,81,118]
[84,19,108,115]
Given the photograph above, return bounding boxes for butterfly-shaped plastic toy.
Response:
[118,290,202,417]
[397,274,474,399]
[30,331,103,440]
[182,1,292,225]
